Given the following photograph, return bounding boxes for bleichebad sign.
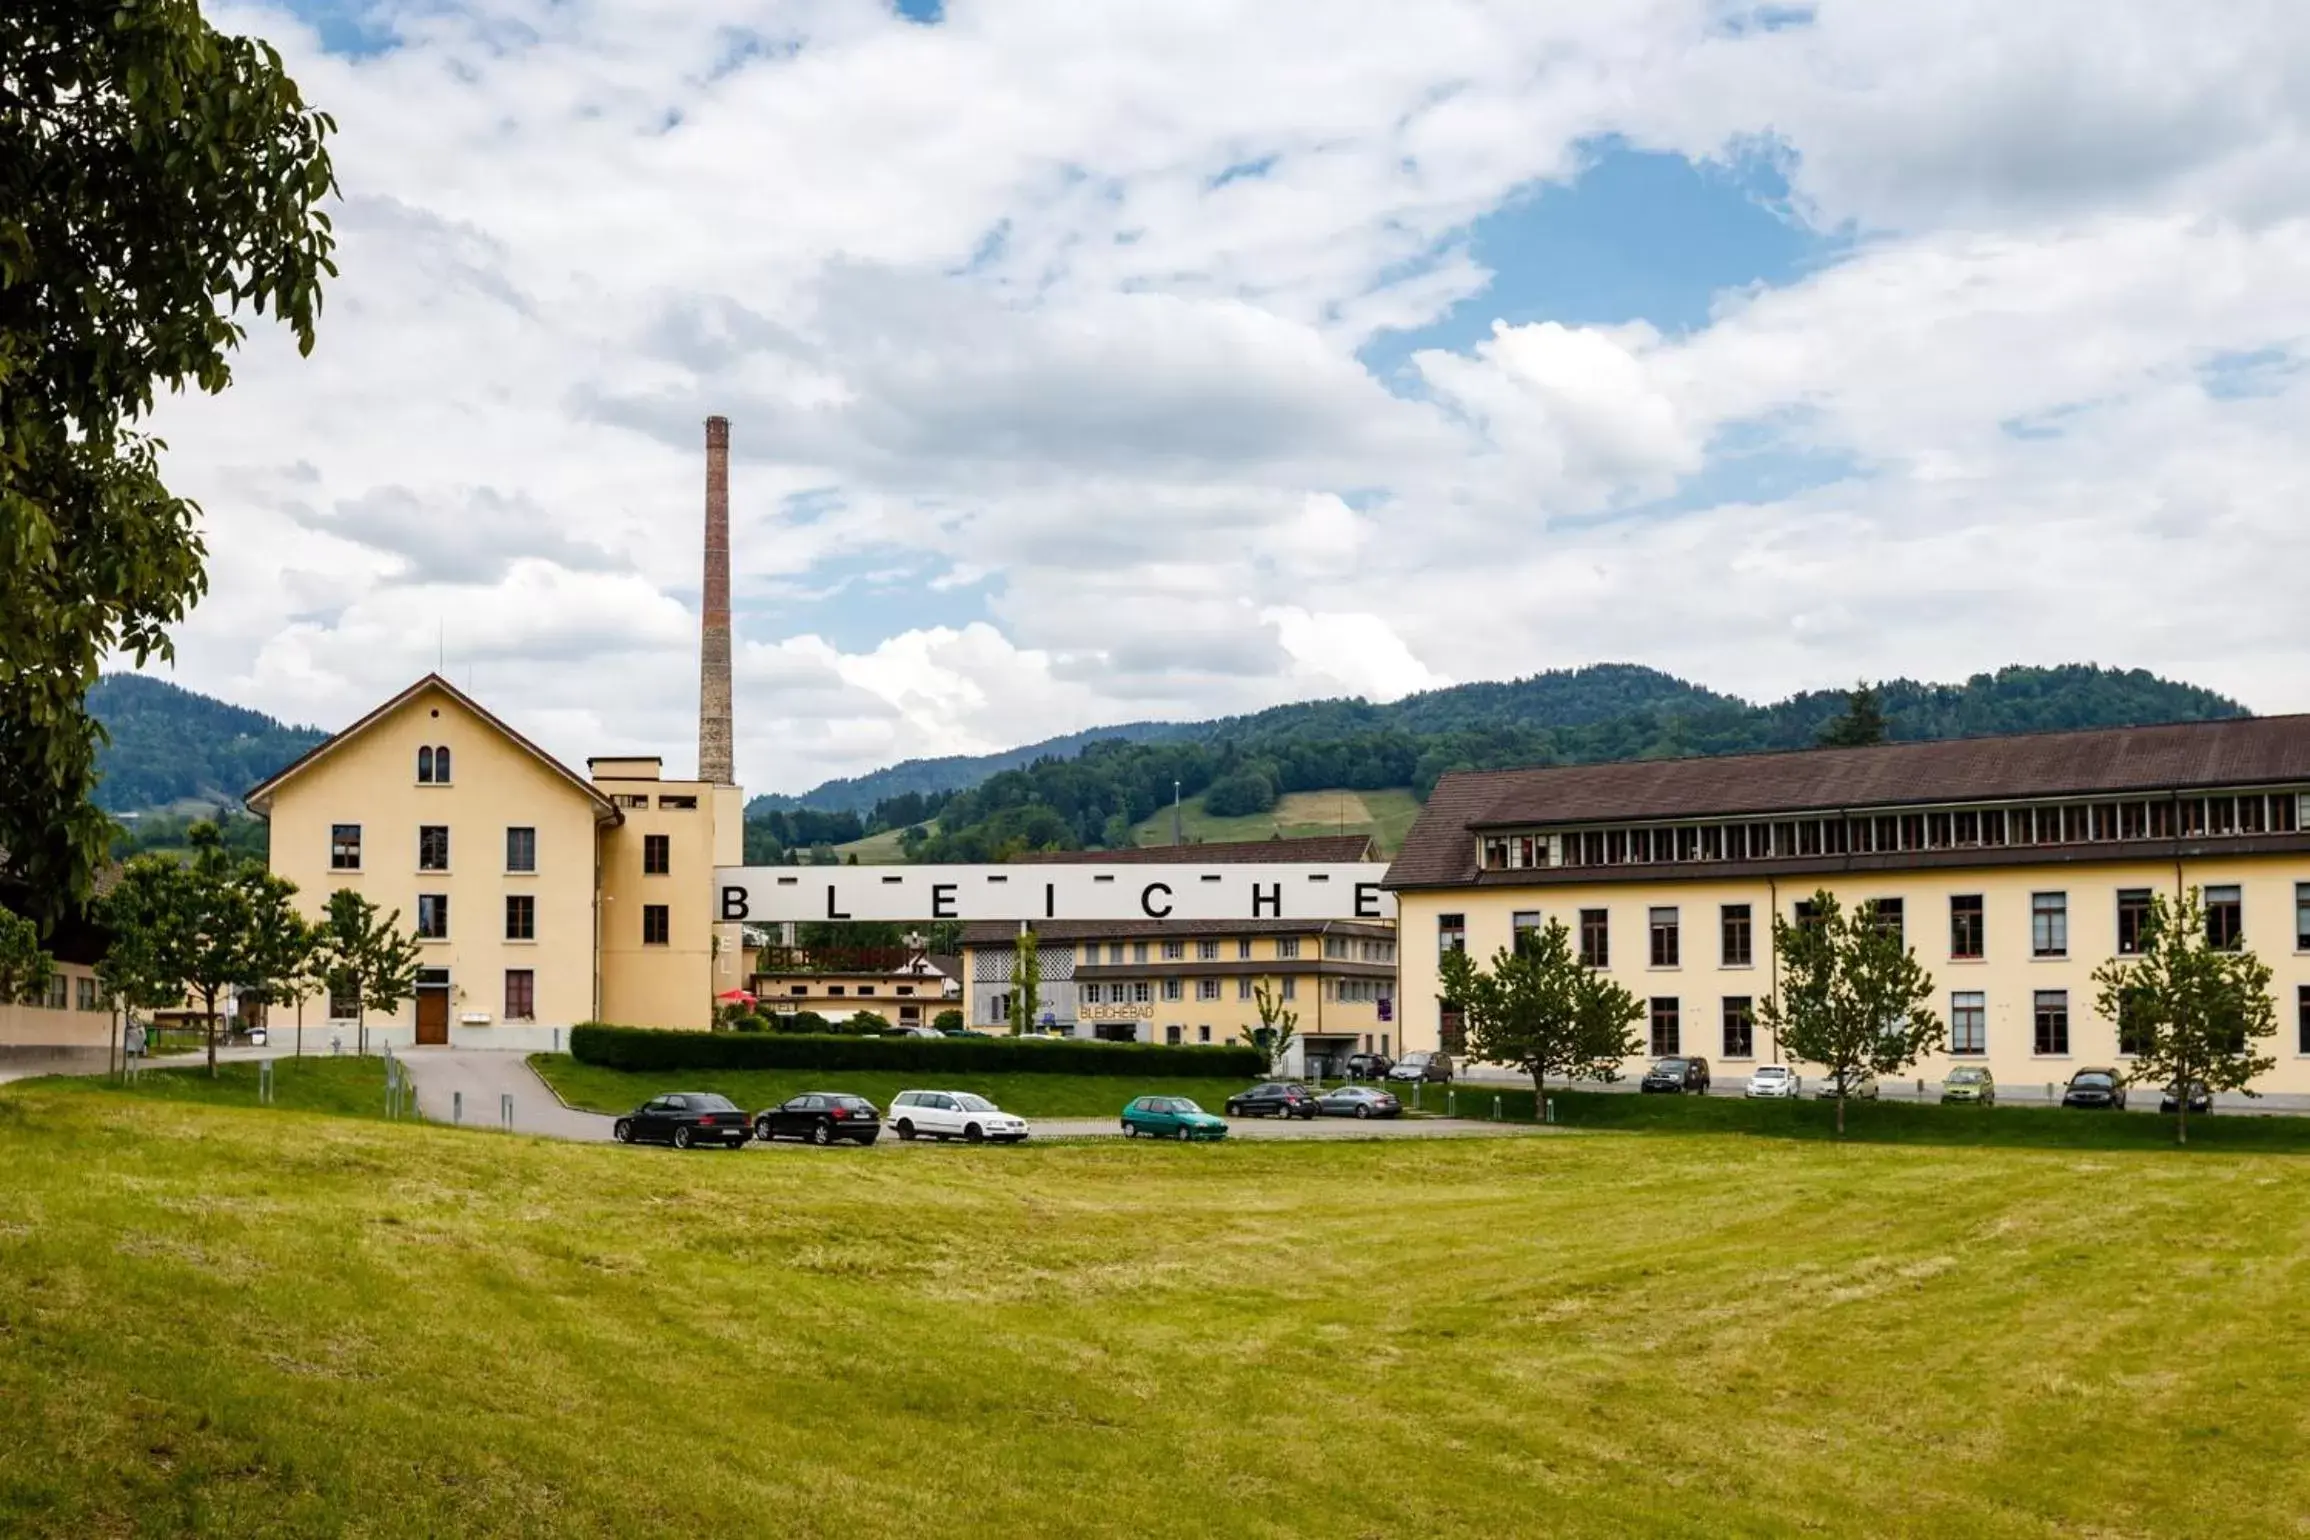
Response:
[714,863,1396,924]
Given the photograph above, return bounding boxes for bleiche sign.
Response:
[714,863,1397,924]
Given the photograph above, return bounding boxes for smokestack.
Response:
[698,415,735,785]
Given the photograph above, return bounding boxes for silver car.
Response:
[1813,1067,1881,1100]
[1744,1064,1800,1099]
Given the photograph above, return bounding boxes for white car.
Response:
[887,1089,1031,1144]
[1744,1064,1801,1099]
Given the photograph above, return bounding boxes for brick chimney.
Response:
[698,415,735,785]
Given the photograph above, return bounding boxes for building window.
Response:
[2031,893,2067,958]
[2118,992,2154,1057]
[1650,997,1680,1056]
[2298,884,2310,952]
[506,826,536,873]
[658,795,697,810]
[1324,936,1351,960]
[1868,898,1903,943]
[612,793,647,809]
[416,894,449,940]
[505,895,535,941]
[1132,942,1149,964]
[2299,985,2310,1055]
[1721,997,1753,1059]
[1649,907,1680,967]
[1512,910,1542,955]
[2115,889,2153,956]
[1579,909,1609,968]
[418,825,449,872]
[1197,979,1220,1001]
[828,986,845,997]
[642,905,670,946]
[1132,982,1151,1004]
[1440,1005,1466,1054]
[1154,979,1181,1002]
[1165,1025,1182,1046]
[1280,977,1296,1001]
[1436,916,1464,956]
[2033,990,2069,1055]
[416,744,451,784]
[1276,937,1302,960]
[75,975,99,1011]
[1197,939,1220,961]
[1198,1025,1211,1044]
[1081,983,1103,1005]
[1237,978,1253,1000]
[1721,904,1752,967]
[1950,895,1984,960]
[1950,991,1986,1054]
[504,970,536,1022]
[643,834,670,876]
[326,823,365,872]
[328,981,358,1019]
[2205,885,2243,951]
[1237,939,1252,960]
[1162,940,1185,961]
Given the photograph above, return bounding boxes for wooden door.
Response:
[415,989,449,1045]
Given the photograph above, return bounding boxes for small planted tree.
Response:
[241,866,314,1041]
[2093,888,2276,1145]
[1007,927,1042,1035]
[933,1008,965,1033]
[1437,917,1644,1101]
[1756,890,1943,1135]
[317,889,420,1056]
[1241,978,1299,1074]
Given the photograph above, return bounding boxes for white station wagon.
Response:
[887,1089,1032,1144]
[1744,1064,1802,1099]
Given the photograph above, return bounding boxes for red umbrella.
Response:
[716,989,756,1004]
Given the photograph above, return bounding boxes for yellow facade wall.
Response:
[0,961,113,1051]
[1395,854,2310,1092]
[593,774,743,1031]
[261,681,608,1036]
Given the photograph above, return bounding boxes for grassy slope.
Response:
[1130,786,1424,854]
[36,1057,396,1120]
[533,1057,1252,1120]
[4,1089,2310,1536]
[830,820,932,863]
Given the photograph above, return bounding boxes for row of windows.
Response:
[408,893,669,947]
[1442,883,2301,968]
[326,968,538,1021]
[1480,791,2310,872]
[778,982,930,998]
[17,974,105,1012]
[329,825,672,875]
[610,794,700,811]
[1081,977,1302,1005]
[1054,935,1392,966]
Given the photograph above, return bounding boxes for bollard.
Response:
[553,1026,561,1054]
[453,1090,463,1125]
[1545,1097,1556,1125]
[1917,1077,1925,1098]
[1413,1082,1423,1112]
[2047,1081,2055,1103]
[1447,1088,1457,1118]
[259,1059,274,1105]
[501,1093,514,1132]
[1492,1094,1502,1122]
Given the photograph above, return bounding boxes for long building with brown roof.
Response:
[1385,715,2310,1099]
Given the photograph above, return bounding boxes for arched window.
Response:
[417,746,434,783]
[434,745,451,782]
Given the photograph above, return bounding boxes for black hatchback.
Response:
[2061,1068,2129,1110]
[613,1092,751,1149]
[1225,1082,1320,1119]
[1641,1057,1711,1094]
[753,1092,882,1146]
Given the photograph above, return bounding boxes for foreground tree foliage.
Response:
[1438,919,1644,1100]
[2093,888,2277,1145]
[1241,977,1299,1072]
[1,1,335,916]
[1756,890,1943,1135]
[0,899,53,1005]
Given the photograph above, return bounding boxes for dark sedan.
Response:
[1342,1053,1395,1082]
[1640,1056,1711,1094]
[2061,1068,2129,1110]
[2159,1080,2213,1116]
[1315,1085,1401,1119]
[1224,1082,1320,1119]
[613,1092,751,1149]
[753,1092,882,1146]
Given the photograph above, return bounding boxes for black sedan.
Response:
[1641,1056,1711,1094]
[2160,1080,2213,1116]
[1315,1085,1401,1119]
[2061,1068,2129,1110]
[613,1092,751,1149]
[1224,1082,1320,1119]
[753,1092,882,1146]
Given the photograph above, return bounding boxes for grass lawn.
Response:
[1130,786,1425,854]
[532,1055,1251,1120]
[35,1055,398,1121]
[4,1092,2310,1535]
[830,820,933,863]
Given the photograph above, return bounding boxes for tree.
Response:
[1755,890,1943,1134]
[2,4,337,917]
[1437,918,1644,1099]
[1817,684,1890,747]
[315,889,420,1056]
[0,900,53,1006]
[1007,927,1042,1035]
[933,1008,965,1032]
[239,859,313,1035]
[1241,978,1299,1073]
[2093,888,2277,1145]
[93,856,183,1068]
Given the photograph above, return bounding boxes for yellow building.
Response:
[246,675,743,1047]
[746,949,963,1030]
[1385,716,2310,1098]
[958,836,1400,1073]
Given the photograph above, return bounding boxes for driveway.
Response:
[396,1049,613,1142]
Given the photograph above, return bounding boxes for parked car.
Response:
[1120,1096,1229,1140]
[882,1025,943,1039]
[1940,1065,1996,1106]
[2061,1068,2128,1110]
[752,1092,882,1146]
[1744,1064,1800,1099]
[887,1089,1031,1143]
[1385,1050,1454,1083]
[613,1092,751,1149]
[1342,1052,1395,1081]
[1813,1067,1880,1101]
[2159,1080,2211,1115]
[1225,1082,1321,1118]
[1315,1085,1402,1119]
[1641,1056,1711,1094]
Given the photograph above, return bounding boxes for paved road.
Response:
[397,1049,614,1141]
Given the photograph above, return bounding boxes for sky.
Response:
[154,0,2310,797]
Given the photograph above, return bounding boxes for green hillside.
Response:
[1129,787,1425,854]
[88,674,325,814]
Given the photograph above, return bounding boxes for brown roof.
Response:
[243,674,619,820]
[1387,714,2310,889]
[1014,835,1374,865]
[959,918,1396,947]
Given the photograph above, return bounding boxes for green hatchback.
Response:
[1121,1096,1229,1141]
[1941,1065,1996,1106]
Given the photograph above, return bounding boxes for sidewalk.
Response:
[395,1049,614,1141]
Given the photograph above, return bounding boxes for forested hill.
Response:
[754,664,2246,863]
[87,674,327,813]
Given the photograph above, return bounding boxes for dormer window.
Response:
[417,745,452,784]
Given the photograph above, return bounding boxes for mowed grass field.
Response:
[1130,786,1426,853]
[6,1089,2310,1538]
[532,1055,1252,1121]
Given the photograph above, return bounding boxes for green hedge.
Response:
[570,1023,1266,1078]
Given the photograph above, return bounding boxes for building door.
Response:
[415,982,450,1045]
